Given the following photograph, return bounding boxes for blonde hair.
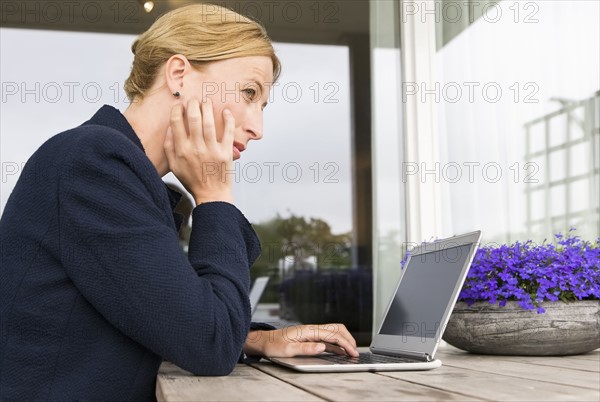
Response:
[124,3,281,101]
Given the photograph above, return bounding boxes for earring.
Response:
[173,91,180,98]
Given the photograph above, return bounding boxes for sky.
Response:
[0,28,353,234]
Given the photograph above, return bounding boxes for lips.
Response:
[233,142,246,160]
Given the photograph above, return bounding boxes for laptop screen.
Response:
[249,277,269,315]
[378,243,473,338]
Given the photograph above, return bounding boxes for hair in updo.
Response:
[124,3,281,101]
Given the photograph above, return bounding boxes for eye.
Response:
[242,88,257,101]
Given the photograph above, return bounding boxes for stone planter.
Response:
[442,300,600,355]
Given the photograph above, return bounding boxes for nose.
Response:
[242,107,263,140]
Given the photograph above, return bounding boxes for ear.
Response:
[164,54,190,98]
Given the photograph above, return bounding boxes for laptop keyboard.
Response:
[318,353,421,365]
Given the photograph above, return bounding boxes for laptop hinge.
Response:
[372,348,433,362]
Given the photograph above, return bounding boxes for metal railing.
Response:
[524,92,600,240]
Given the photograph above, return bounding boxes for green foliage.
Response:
[250,214,352,302]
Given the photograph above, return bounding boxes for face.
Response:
[181,56,274,160]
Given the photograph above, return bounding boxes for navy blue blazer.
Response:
[0,105,262,400]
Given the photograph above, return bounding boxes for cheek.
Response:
[205,95,228,141]
[209,100,244,142]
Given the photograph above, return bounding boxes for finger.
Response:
[320,323,358,349]
[221,108,235,147]
[163,127,175,161]
[200,98,216,147]
[292,342,326,357]
[169,103,188,153]
[312,324,359,357]
[323,343,350,356]
[290,324,356,356]
[186,98,205,148]
[319,337,359,357]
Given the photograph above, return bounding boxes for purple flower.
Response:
[458,229,600,314]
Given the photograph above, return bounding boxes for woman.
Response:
[0,4,357,400]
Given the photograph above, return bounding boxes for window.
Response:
[371,0,599,327]
[431,0,599,242]
[1,27,372,343]
[233,43,360,337]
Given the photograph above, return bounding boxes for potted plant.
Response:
[442,229,600,355]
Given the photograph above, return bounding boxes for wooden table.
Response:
[156,346,599,401]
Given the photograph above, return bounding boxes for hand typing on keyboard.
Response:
[243,323,359,358]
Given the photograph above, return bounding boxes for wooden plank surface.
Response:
[577,353,600,361]
[380,364,598,401]
[157,347,600,402]
[468,353,600,372]
[435,347,599,391]
[156,362,324,402]
[440,347,600,372]
[250,361,468,401]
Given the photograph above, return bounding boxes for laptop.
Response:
[268,230,482,372]
[249,276,270,316]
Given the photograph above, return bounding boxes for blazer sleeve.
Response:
[57,132,260,376]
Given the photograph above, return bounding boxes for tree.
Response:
[252,213,352,273]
